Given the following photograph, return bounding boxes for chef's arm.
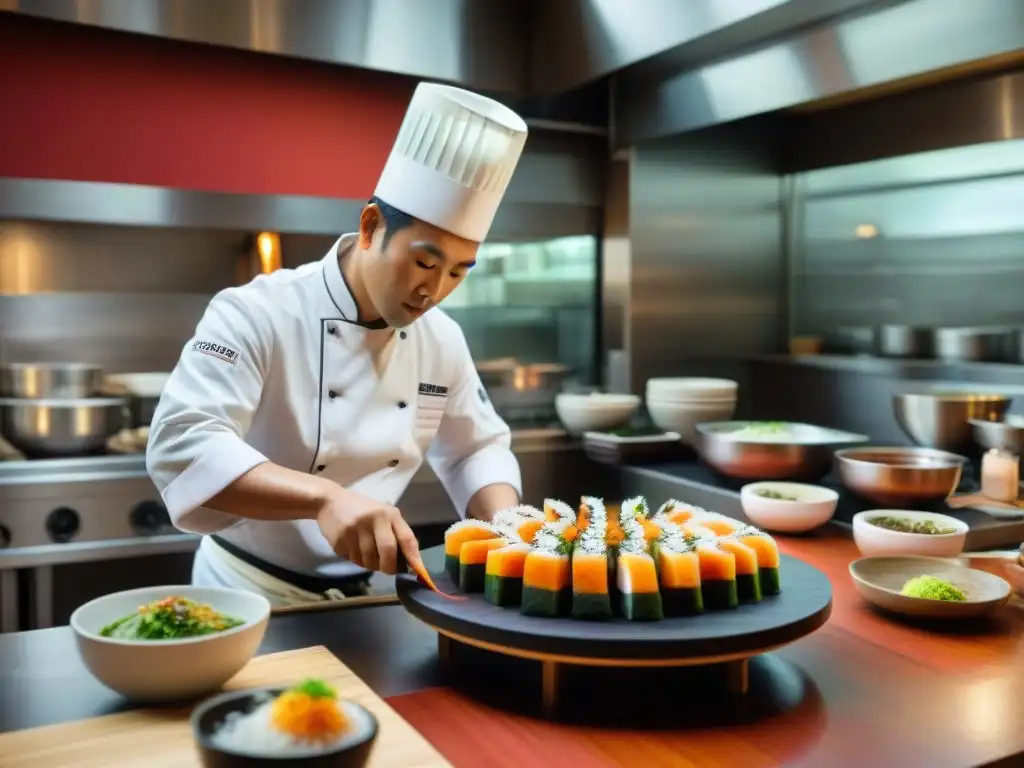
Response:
[465,481,521,522]
[427,330,523,522]
[147,287,321,533]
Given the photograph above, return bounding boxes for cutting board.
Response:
[0,646,451,768]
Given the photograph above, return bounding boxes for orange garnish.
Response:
[562,524,580,543]
[641,519,662,542]
[576,502,592,531]
[271,691,348,742]
[410,559,465,600]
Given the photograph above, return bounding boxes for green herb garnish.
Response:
[291,678,338,699]
[900,575,966,602]
[868,517,956,535]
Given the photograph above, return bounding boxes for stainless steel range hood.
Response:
[613,0,1024,145]
[3,0,1022,139]
[0,0,531,94]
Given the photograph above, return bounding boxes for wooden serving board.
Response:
[0,646,451,768]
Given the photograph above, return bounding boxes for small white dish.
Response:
[852,510,968,558]
[555,393,640,436]
[739,482,839,533]
[71,586,270,702]
[582,430,682,445]
[850,555,1011,620]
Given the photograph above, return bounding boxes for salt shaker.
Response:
[981,448,1020,504]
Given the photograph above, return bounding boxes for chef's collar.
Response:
[321,234,389,330]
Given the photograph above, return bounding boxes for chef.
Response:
[146,83,529,606]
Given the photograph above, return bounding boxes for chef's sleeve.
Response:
[146,286,272,534]
[426,328,522,518]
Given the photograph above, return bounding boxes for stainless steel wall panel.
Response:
[793,138,1024,336]
[628,118,785,395]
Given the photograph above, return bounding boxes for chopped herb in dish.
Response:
[100,595,244,640]
[900,575,966,602]
[867,516,956,535]
[755,488,799,502]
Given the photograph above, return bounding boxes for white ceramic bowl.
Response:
[740,482,839,533]
[852,510,969,558]
[71,586,271,702]
[555,393,640,436]
[646,377,738,402]
[646,399,737,445]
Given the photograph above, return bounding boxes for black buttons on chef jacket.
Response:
[316,465,326,472]
[388,459,399,468]
[328,390,338,400]
[327,324,337,335]
[400,331,407,340]
[398,400,407,409]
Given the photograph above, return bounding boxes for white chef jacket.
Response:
[146,235,522,580]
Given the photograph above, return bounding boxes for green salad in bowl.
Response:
[100,595,245,640]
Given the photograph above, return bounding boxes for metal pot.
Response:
[932,326,1020,363]
[694,421,869,482]
[893,392,1011,453]
[475,360,572,422]
[835,446,966,507]
[0,396,129,458]
[971,415,1024,455]
[104,372,170,428]
[0,363,104,399]
[877,326,932,359]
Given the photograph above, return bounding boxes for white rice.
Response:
[210,695,373,758]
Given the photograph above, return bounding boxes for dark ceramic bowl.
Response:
[191,686,378,767]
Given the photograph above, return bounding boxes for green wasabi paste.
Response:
[900,575,966,602]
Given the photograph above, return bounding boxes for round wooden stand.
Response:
[397,554,832,715]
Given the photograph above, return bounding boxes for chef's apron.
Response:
[194,536,370,608]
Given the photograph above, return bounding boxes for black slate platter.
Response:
[396,554,832,662]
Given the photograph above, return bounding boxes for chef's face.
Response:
[358,204,479,328]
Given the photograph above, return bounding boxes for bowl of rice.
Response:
[192,679,379,767]
[70,586,270,702]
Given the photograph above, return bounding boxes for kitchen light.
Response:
[256,232,282,274]
[855,224,880,239]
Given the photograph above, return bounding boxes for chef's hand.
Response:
[316,488,422,575]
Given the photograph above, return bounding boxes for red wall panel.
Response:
[0,14,414,198]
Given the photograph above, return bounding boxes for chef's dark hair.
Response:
[368,196,413,249]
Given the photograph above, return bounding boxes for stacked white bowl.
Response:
[645,378,738,446]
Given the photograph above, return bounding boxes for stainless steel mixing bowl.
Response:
[970,415,1024,455]
[0,397,129,457]
[694,421,869,482]
[834,446,967,507]
[0,362,105,399]
[893,392,1010,453]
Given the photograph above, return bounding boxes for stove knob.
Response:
[130,501,171,535]
[0,524,10,549]
[46,507,80,544]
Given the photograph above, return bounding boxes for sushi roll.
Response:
[572,498,612,620]
[521,521,576,617]
[484,542,530,606]
[443,520,500,583]
[459,538,510,593]
[693,536,739,610]
[716,537,762,602]
[650,516,704,616]
[734,526,782,595]
[616,497,663,621]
